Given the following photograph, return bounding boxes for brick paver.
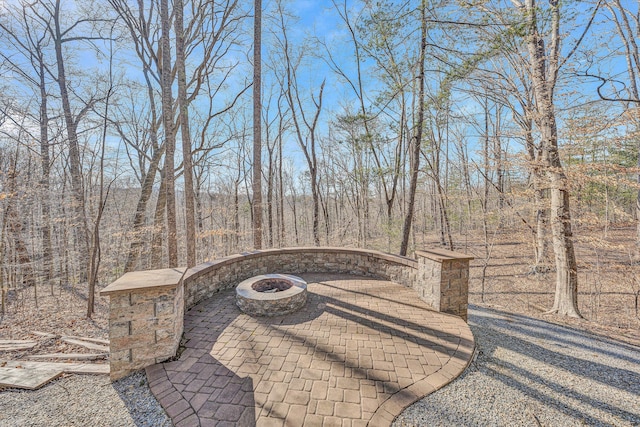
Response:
[146,274,474,426]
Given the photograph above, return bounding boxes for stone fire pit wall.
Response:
[101,247,472,380]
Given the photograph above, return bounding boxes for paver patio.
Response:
[145,273,475,427]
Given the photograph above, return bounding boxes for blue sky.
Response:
[0,0,634,190]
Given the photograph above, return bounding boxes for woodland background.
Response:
[0,0,639,339]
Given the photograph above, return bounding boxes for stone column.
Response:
[415,249,473,321]
[101,268,185,380]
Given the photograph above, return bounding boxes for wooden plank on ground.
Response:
[27,353,107,361]
[0,367,62,390]
[61,335,109,345]
[61,338,109,352]
[0,340,37,352]
[31,331,57,339]
[1,360,109,375]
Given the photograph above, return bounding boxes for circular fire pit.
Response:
[235,274,307,317]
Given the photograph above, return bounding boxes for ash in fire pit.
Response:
[236,274,307,317]
[252,278,292,293]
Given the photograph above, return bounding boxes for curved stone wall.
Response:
[101,246,472,380]
[182,247,418,310]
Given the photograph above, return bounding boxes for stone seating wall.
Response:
[101,247,472,380]
[182,247,417,310]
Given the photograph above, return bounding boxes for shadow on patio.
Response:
[146,273,474,427]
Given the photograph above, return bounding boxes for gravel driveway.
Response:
[395,305,640,427]
[1,304,639,426]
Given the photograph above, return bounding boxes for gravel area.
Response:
[2,303,639,426]
[0,371,171,427]
[394,304,640,427]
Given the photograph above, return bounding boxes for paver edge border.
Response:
[369,327,477,426]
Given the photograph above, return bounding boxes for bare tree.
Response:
[43,0,105,282]
[326,0,403,248]
[263,88,288,248]
[4,149,35,293]
[111,0,246,268]
[590,1,640,260]
[108,0,165,271]
[400,0,427,256]
[517,0,581,317]
[273,0,325,246]
[253,0,263,249]
[159,0,178,267]
[175,0,196,266]
[0,6,54,287]
[422,99,454,250]
[87,27,116,318]
[472,11,551,269]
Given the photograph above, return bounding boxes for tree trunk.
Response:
[400,0,426,256]
[124,147,163,272]
[278,130,285,246]
[160,0,178,267]
[267,147,274,248]
[234,182,240,249]
[5,152,35,290]
[253,0,263,250]
[291,186,299,245]
[151,170,167,268]
[495,106,505,220]
[524,119,549,270]
[38,59,53,289]
[548,169,580,316]
[636,149,640,260]
[524,0,581,317]
[88,40,114,318]
[175,0,196,267]
[435,179,453,250]
[534,185,548,267]
[53,0,89,282]
[277,8,324,247]
[109,0,165,272]
[0,219,5,316]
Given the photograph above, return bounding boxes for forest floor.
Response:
[0,281,110,361]
[458,224,640,347]
[0,224,638,362]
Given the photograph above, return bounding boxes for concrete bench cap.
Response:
[415,248,474,262]
[100,267,186,295]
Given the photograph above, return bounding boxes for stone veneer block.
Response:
[100,268,186,380]
[415,248,473,322]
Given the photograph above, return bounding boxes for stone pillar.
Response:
[100,268,185,380]
[415,249,473,321]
